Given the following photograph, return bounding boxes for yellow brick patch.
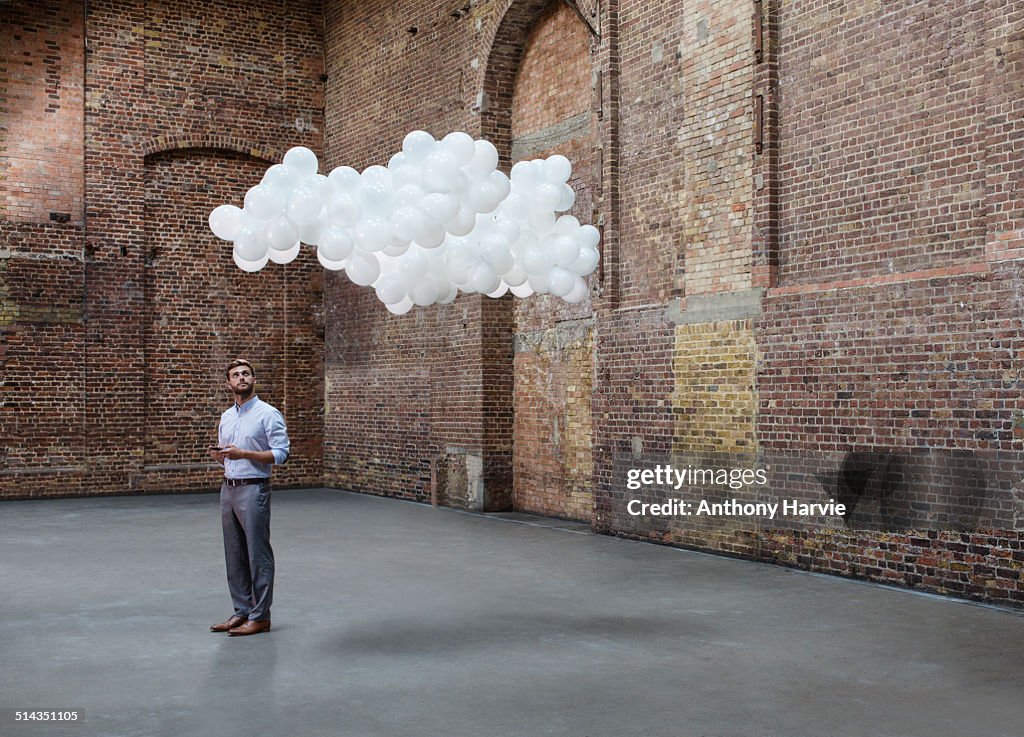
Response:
[672,319,757,456]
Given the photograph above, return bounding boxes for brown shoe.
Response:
[210,615,248,633]
[228,619,271,637]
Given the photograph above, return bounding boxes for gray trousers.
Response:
[220,480,274,621]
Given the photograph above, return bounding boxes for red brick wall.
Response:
[775,0,989,285]
[1,0,324,498]
[1,0,85,225]
[510,1,598,520]
[590,0,1024,609]
[6,0,1024,608]
[142,149,323,491]
[745,0,1024,604]
[322,0,515,507]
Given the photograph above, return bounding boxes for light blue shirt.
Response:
[218,395,290,479]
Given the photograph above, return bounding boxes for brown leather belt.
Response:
[223,477,268,487]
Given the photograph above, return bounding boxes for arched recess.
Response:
[479,0,600,521]
[480,0,559,168]
[141,135,282,165]
[475,0,558,513]
[139,146,323,490]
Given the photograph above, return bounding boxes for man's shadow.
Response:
[822,449,987,532]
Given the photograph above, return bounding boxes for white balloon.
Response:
[510,161,536,186]
[328,192,363,227]
[233,250,269,273]
[467,181,502,213]
[529,209,557,233]
[262,164,302,192]
[445,259,470,285]
[394,184,426,207]
[547,266,575,297]
[422,151,460,192]
[465,139,499,178]
[402,130,437,163]
[445,205,477,237]
[398,247,430,280]
[354,217,393,252]
[557,183,576,212]
[498,192,530,221]
[283,146,319,177]
[481,234,513,273]
[392,206,428,242]
[522,243,554,276]
[534,182,562,210]
[266,216,299,250]
[410,280,439,307]
[441,132,476,166]
[319,226,355,262]
[268,241,301,264]
[286,187,323,225]
[449,170,470,195]
[361,165,391,185]
[553,235,580,267]
[527,273,549,294]
[493,217,521,245]
[415,222,446,249]
[570,245,600,276]
[209,204,243,241]
[509,282,534,298]
[234,225,268,261]
[563,276,589,304]
[468,262,499,294]
[386,296,414,315]
[303,173,335,204]
[487,170,511,202]
[328,165,361,193]
[447,237,479,267]
[346,251,381,286]
[472,212,496,237]
[543,154,572,184]
[420,193,458,224]
[486,282,509,298]
[437,281,459,304]
[391,164,424,189]
[375,273,408,305]
[502,261,528,287]
[554,215,581,235]
[360,180,395,218]
[317,249,347,271]
[382,242,411,257]
[387,151,409,170]
[244,184,284,221]
[575,224,601,249]
[298,218,326,246]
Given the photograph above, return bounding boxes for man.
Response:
[208,359,290,637]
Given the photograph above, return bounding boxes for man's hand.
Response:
[219,444,248,461]
[209,446,226,462]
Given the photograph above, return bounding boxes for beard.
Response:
[233,383,254,399]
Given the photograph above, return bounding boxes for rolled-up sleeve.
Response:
[265,408,291,465]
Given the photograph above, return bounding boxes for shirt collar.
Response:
[234,395,260,414]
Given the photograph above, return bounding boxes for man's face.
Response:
[226,365,256,398]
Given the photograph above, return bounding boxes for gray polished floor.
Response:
[1,488,1022,737]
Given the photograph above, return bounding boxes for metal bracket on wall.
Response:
[560,0,601,40]
[753,0,764,63]
[754,94,764,154]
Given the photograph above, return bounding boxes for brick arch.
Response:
[141,134,282,166]
[480,0,568,167]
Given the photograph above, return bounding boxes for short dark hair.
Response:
[225,359,255,378]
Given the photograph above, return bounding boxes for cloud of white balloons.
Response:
[208,131,601,315]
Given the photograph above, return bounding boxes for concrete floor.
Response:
[1,488,1022,737]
